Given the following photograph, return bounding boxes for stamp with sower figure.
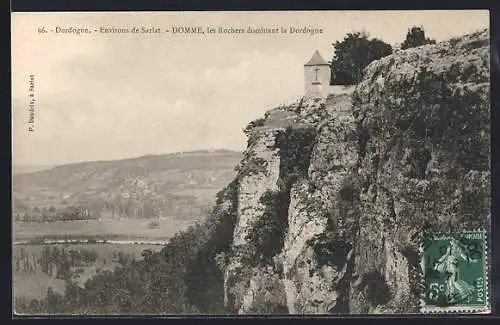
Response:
[420,229,490,313]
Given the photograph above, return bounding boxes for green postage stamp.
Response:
[420,229,490,313]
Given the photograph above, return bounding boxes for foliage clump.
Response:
[401,26,436,50]
[245,190,290,267]
[236,157,269,178]
[243,117,266,136]
[330,31,393,85]
[274,126,317,181]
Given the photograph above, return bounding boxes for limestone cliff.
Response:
[213,29,490,314]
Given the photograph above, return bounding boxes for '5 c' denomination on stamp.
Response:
[421,229,490,313]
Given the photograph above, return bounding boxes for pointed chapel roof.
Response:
[304,50,330,66]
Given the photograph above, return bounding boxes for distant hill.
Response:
[12,164,55,175]
[12,150,241,222]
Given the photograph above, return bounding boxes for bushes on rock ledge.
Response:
[236,157,269,178]
[274,126,317,181]
[246,190,290,267]
[243,117,266,136]
[310,232,353,270]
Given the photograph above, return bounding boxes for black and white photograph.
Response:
[11,10,491,315]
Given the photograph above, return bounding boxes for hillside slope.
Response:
[13,165,55,175]
[12,150,241,222]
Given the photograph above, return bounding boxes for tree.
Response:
[40,246,51,275]
[401,26,436,50]
[15,253,20,272]
[46,286,63,313]
[330,31,393,85]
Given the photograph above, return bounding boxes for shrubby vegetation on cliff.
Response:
[246,190,289,267]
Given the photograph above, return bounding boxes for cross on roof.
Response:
[314,67,320,82]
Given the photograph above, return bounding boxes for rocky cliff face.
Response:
[215,29,490,314]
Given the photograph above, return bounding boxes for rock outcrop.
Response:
[213,29,490,314]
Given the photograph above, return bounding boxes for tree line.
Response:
[13,205,100,223]
[13,192,200,223]
[14,246,99,280]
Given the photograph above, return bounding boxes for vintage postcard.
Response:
[11,10,491,315]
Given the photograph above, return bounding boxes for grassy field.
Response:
[13,243,164,301]
[13,218,198,242]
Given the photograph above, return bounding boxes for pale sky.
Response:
[11,10,489,166]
